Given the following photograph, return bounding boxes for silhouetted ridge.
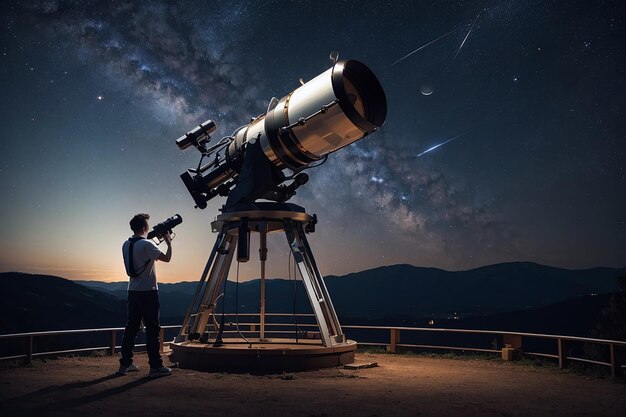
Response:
[2,263,624,335]
[77,262,624,320]
[0,272,126,333]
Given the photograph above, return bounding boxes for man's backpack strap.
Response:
[124,237,150,278]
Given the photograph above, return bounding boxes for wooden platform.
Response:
[169,338,357,373]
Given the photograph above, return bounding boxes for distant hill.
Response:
[75,281,200,319]
[1,262,623,337]
[78,262,625,320]
[324,262,624,319]
[338,293,619,353]
[0,272,126,333]
[458,293,613,337]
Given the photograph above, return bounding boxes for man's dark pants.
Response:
[120,290,163,369]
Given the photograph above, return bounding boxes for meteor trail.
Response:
[417,132,468,157]
[451,10,482,63]
[391,27,462,66]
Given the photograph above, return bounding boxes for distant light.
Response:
[97,95,103,100]
[428,319,435,326]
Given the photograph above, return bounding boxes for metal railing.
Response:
[0,325,181,363]
[1,313,624,377]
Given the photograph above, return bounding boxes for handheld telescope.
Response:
[176,58,386,212]
[147,214,183,243]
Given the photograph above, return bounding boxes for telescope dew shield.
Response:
[261,60,387,170]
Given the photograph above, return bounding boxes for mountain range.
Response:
[0,272,126,333]
[79,261,625,320]
[1,262,624,336]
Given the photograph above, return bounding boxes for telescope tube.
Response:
[229,59,387,171]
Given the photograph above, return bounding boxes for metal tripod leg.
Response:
[284,220,345,347]
[175,226,225,343]
[193,234,236,341]
[175,224,236,343]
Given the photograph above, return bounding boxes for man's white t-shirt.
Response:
[122,238,162,291]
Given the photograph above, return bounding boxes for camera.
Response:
[147,214,183,243]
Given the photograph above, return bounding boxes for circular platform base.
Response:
[169,338,357,373]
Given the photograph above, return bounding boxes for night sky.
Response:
[1,0,624,283]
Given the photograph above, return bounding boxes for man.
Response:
[118,213,173,378]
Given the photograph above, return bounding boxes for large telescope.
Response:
[171,57,387,371]
[176,58,387,212]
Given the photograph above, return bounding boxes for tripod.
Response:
[174,203,348,348]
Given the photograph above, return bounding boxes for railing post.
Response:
[557,338,566,369]
[109,330,116,356]
[159,328,165,352]
[610,344,622,378]
[26,335,33,364]
[502,334,523,361]
[387,328,400,353]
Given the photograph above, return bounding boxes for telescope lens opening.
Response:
[344,77,365,119]
[333,60,387,132]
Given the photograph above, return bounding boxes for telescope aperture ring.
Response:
[265,95,324,168]
[278,129,321,165]
[265,104,311,170]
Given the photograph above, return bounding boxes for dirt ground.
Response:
[1,352,624,417]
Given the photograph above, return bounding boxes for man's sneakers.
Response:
[117,363,172,377]
[116,363,140,375]
[149,366,173,378]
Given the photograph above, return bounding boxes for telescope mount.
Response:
[169,203,356,372]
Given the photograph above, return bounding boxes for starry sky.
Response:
[1,0,624,283]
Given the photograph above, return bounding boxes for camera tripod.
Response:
[173,203,351,356]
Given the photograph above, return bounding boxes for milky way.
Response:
[26,1,263,128]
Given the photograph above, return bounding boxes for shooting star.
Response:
[451,10,483,64]
[417,132,468,157]
[391,27,462,66]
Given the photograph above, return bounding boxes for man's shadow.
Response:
[3,373,157,412]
